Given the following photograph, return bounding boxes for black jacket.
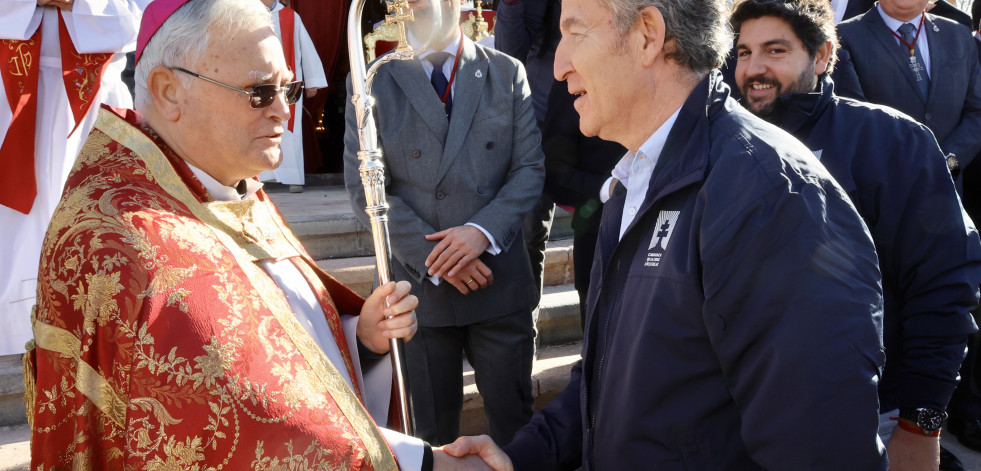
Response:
[504,72,887,470]
[768,75,981,412]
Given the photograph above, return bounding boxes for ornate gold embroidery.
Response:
[74,271,123,334]
[7,40,35,77]
[252,439,335,470]
[92,109,397,470]
[33,321,128,427]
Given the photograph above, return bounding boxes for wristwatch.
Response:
[898,407,947,435]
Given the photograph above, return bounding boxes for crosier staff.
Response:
[346,0,442,436]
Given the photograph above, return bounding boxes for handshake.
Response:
[433,435,513,470]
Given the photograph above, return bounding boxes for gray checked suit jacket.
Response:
[834,9,981,168]
[343,39,546,328]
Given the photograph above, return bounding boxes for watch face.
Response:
[917,409,947,431]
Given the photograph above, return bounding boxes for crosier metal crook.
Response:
[347,0,442,436]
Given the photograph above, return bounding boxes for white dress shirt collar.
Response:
[409,27,465,99]
[612,107,683,240]
[184,162,263,202]
[831,0,850,23]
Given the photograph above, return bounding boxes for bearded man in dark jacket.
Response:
[730,0,981,469]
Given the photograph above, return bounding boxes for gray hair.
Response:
[134,0,274,112]
[601,0,731,78]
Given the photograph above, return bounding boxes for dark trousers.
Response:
[523,194,555,319]
[405,311,536,446]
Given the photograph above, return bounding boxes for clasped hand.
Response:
[37,0,73,11]
[432,435,514,471]
[425,226,493,295]
[357,281,418,354]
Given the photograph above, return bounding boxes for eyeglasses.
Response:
[171,67,304,109]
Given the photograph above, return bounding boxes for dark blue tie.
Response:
[898,23,930,99]
[428,52,453,119]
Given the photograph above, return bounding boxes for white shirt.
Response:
[877,4,931,78]
[598,108,682,240]
[412,27,464,100]
[185,164,427,471]
[831,0,850,24]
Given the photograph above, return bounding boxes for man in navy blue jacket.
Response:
[729,0,981,468]
[442,0,888,468]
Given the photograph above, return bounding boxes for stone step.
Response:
[319,239,576,297]
[269,186,574,260]
[0,355,24,431]
[461,341,581,437]
[536,283,583,347]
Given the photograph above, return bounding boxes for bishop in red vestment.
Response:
[22,0,455,469]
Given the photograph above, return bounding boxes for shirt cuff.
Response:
[599,176,615,203]
[379,428,428,471]
[465,222,501,255]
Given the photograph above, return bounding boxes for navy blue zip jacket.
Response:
[766,75,981,413]
[502,72,887,470]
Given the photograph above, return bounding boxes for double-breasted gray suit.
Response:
[833,8,981,173]
[343,37,545,444]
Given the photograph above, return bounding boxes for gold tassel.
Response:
[22,339,36,428]
[23,306,38,427]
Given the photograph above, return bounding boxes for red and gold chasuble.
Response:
[25,106,398,470]
[0,11,113,214]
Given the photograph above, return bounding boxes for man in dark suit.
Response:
[833,0,981,189]
[343,0,545,447]
[839,0,969,25]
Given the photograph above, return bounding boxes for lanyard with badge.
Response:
[436,29,465,105]
[890,14,926,79]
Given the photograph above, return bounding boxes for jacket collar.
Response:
[610,71,731,242]
[765,74,835,138]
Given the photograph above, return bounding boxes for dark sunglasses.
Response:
[171,67,304,109]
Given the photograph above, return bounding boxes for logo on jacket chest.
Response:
[645,210,680,267]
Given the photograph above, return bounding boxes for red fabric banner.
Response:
[0,14,113,214]
[58,10,113,138]
[280,7,297,132]
[0,28,41,214]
